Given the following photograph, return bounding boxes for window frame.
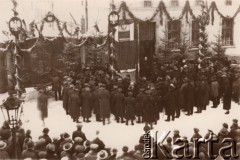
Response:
[222,18,234,46]
[191,20,200,47]
[225,0,232,6]
[167,20,181,49]
[171,0,179,7]
[144,0,152,7]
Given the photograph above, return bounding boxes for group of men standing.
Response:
[40,57,240,128]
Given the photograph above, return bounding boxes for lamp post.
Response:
[9,12,24,98]
[108,11,119,78]
[0,94,23,159]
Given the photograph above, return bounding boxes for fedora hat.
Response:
[63,142,73,151]
[97,150,108,160]
[0,141,7,149]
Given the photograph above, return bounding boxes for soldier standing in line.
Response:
[124,91,135,126]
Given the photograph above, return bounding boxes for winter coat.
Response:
[98,88,110,119]
[68,92,81,120]
[164,89,177,116]
[113,92,125,117]
[92,89,100,115]
[143,95,156,123]
[124,96,135,120]
[180,82,195,109]
[52,76,61,91]
[211,80,219,98]
[81,90,93,119]
[135,93,144,116]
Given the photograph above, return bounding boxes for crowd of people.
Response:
[38,57,240,129]
[0,118,240,159]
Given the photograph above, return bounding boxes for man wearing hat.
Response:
[42,128,52,146]
[112,87,125,123]
[21,141,37,159]
[46,143,58,159]
[117,146,130,159]
[210,76,220,108]
[91,131,105,152]
[81,84,93,122]
[164,84,177,121]
[135,88,145,123]
[92,85,101,122]
[218,123,230,141]
[125,91,135,126]
[52,72,62,101]
[190,128,202,142]
[98,84,111,125]
[0,140,9,159]
[37,89,49,126]
[173,130,181,144]
[72,124,86,143]
[85,143,99,160]
[68,87,81,122]
[230,119,240,137]
[143,90,156,129]
[97,150,109,160]
[180,77,195,116]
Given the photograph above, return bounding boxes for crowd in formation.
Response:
[37,57,240,129]
[0,119,240,159]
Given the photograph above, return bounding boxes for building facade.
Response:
[110,0,240,56]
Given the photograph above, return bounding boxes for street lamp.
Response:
[0,94,23,159]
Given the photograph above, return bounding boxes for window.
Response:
[195,0,202,6]
[225,0,232,6]
[192,20,199,47]
[144,1,152,7]
[171,0,179,7]
[168,20,181,49]
[222,18,233,46]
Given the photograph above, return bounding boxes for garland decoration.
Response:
[70,37,89,47]
[150,1,172,25]
[209,1,240,25]
[96,36,108,48]
[37,12,64,37]
[179,1,196,23]
[117,1,141,22]
[62,22,80,37]
[17,38,39,53]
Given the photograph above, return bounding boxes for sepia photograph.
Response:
[0,0,240,159]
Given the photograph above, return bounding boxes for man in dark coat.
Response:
[210,76,220,108]
[41,128,52,146]
[143,90,156,129]
[135,88,144,123]
[124,91,135,126]
[37,89,48,126]
[91,131,105,152]
[72,124,87,142]
[164,84,177,121]
[98,84,110,125]
[92,86,101,122]
[180,78,195,116]
[195,80,204,113]
[68,88,81,122]
[222,74,232,114]
[113,88,125,123]
[52,73,62,101]
[81,85,93,122]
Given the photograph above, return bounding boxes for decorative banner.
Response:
[114,23,134,41]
